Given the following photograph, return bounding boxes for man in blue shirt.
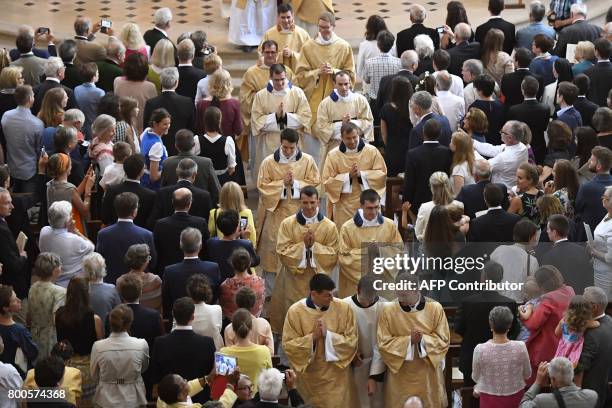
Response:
[74,62,105,139]
[515,1,556,49]
[556,81,582,134]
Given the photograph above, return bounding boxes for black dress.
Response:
[380,103,413,176]
[468,100,505,146]
[55,309,97,356]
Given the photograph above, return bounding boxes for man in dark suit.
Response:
[395,4,440,57]
[97,192,157,284]
[9,25,56,61]
[475,0,516,55]
[541,215,593,294]
[31,58,76,115]
[408,91,452,148]
[0,189,29,299]
[102,154,155,228]
[573,74,599,129]
[456,160,509,219]
[153,188,209,275]
[148,158,212,226]
[143,8,175,56]
[160,130,220,204]
[500,47,543,108]
[585,39,612,107]
[403,119,452,214]
[576,286,612,408]
[96,38,125,93]
[175,40,206,102]
[455,261,520,386]
[575,146,612,239]
[447,23,480,78]
[553,4,602,58]
[57,40,83,90]
[556,82,583,133]
[468,183,520,243]
[143,68,196,157]
[507,76,551,164]
[151,297,215,403]
[376,50,419,113]
[162,228,221,319]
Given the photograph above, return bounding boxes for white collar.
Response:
[554,238,569,245]
[487,206,502,212]
[125,178,140,184]
[172,325,193,331]
[594,313,606,320]
[334,89,354,103]
[597,60,610,63]
[524,97,537,100]
[46,77,60,83]
[302,209,320,224]
[279,150,298,164]
[315,32,339,45]
[154,26,168,37]
[359,209,381,228]
[184,256,200,260]
[489,15,503,19]
[21,51,34,56]
[269,80,288,97]
[436,90,452,97]
[178,63,192,67]
[204,133,223,143]
[117,218,134,223]
[400,294,422,312]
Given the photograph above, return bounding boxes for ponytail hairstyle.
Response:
[232,308,253,339]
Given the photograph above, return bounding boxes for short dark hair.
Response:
[217,209,239,236]
[0,285,13,315]
[334,70,351,83]
[34,356,65,387]
[365,15,387,41]
[340,121,360,137]
[261,39,278,51]
[230,247,252,273]
[123,53,149,81]
[488,0,505,15]
[280,128,299,144]
[158,374,182,405]
[123,154,145,180]
[58,39,77,63]
[300,185,319,199]
[484,183,503,207]
[473,74,495,97]
[14,85,33,106]
[548,214,569,237]
[277,3,293,14]
[360,189,380,204]
[573,74,590,95]
[535,265,564,292]
[16,32,33,54]
[533,34,554,53]
[557,81,578,105]
[521,75,539,98]
[592,146,612,171]
[235,286,256,309]
[113,141,132,162]
[310,273,335,292]
[513,219,538,243]
[150,108,171,127]
[175,129,195,153]
[376,30,395,53]
[514,47,533,68]
[80,62,98,82]
[186,274,212,303]
[114,192,139,218]
[432,49,451,70]
[190,30,207,51]
[592,107,612,133]
[269,63,286,77]
[483,261,503,283]
[204,106,222,133]
[594,38,611,60]
[117,274,142,303]
[173,297,195,325]
[423,119,441,141]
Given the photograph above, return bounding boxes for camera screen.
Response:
[101,19,112,28]
[215,353,237,375]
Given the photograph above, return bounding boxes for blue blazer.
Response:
[408,112,452,149]
[557,107,583,133]
[96,221,157,284]
[204,237,260,281]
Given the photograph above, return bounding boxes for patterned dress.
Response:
[519,190,544,224]
[27,281,66,358]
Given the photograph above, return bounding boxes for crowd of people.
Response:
[0,0,612,407]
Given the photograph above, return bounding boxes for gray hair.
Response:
[583,286,608,308]
[106,37,126,59]
[74,17,91,36]
[570,3,587,17]
[409,4,426,23]
[91,114,117,137]
[548,357,574,386]
[17,25,34,36]
[180,227,202,254]
[35,252,62,279]
[48,200,73,229]
[488,306,514,333]
[474,160,492,179]
[154,7,173,28]
[83,252,107,280]
[463,59,484,76]
[160,67,179,90]
[454,23,471,42]
[414,34,434,59]
[44,57,65,78]
[529,0,546,22]
[400,50,419,70]
[504,120,524,143]
[177,158,198,179]
[410,91,433,111]
[124,243,150,270]
[55,125,78,145]
[64,108,85,123]
[257,368,284,401]
[605,186,612,200]
[435,71,452,91]
[177,38,195,62]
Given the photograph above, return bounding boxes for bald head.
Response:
[409,5,426,23]
[173,188,193,212]
[455,23,471,42]
[403,396,424,408]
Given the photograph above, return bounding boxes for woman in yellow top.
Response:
[208,181,256,247]
[219,309,271,393]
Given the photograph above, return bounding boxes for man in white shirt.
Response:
[0,337,22,408]
[462,59,500,109]
[472,120,529,188]
[432,49,464,98]
[434,72,465,131]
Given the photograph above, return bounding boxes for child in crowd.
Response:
[196,106,236,186]
[517,278,541,342]
[88,114,116,175]
[554,295,599,368]
[99,141,132,190]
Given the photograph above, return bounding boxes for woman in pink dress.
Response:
[554,295,599,369]
[118,23,149,64]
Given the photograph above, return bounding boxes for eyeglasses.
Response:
[236,384,253,391]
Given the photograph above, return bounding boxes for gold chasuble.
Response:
[256,150,320,274]
[251,83,311,182]
[269,212,339,334]
[295,34,355,126]
[322,139,387,232]
[316,90,374,168]
[239,64,295,160]
[260,25,311,71]
[291,0,334,25]
[282,297,358,408]
[377,299,451,408]
[338,212,402,298]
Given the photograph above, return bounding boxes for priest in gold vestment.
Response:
[322,122,386,232]
[337,189,402,298]
[288,0,333,37]
[377,273,450,408]
[260,4,310,72]
[270,186,339,335]
[282,273,358,408]
[295,12,355,129]
[256,129,320,296]
[317,71,373,168]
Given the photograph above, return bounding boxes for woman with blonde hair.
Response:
[414,171,464,241]
[536,194,566,242]
[147,39,175,92]
[208,181,256,246]
[481,28,514,85]
[572,41,595,76]
[89,114,116,175]
[195,53,223,103]
[450,131,475,195]
[0,66,24,160]
[38,87,68,127]
[119,22,149,62]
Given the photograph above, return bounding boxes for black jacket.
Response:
[396,24,440,57]
[507,99,551,164]
[574,96,599,128]
[105,303,164,350]
[500,69,544,108]
[0,219,29,298]
[467,208,520,243]
[32,80,76,116]
[554,20,602,59]
[540,240,594,295]
[376,70,420,113]
[585,61,612,107]
[403,142,452,212]
[455,180,509,220]
[447,41,481,78]
[148,180,212,228]
[176,66,206,102]
[102,180,156,228]
[577,314,612,408]
[143,91,197,157]
[475,17,516,55]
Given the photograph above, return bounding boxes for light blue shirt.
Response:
[516,22,556,49]
[0,106,43,180]
[74,82,105,140]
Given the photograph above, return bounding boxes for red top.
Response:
[219,274,265,319]
[124,47,149,64]
[196,98,242,138]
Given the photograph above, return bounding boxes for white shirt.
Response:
[473,140,529,188]
[436,90,465,131]
[0,362,22,408]
[432,71,464,98]
[195,76,211,104]
[99,162,126,190]
[193,133,237,172]
[38,227,95,287]
[415,200,464,241]
[490,244,539,302]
